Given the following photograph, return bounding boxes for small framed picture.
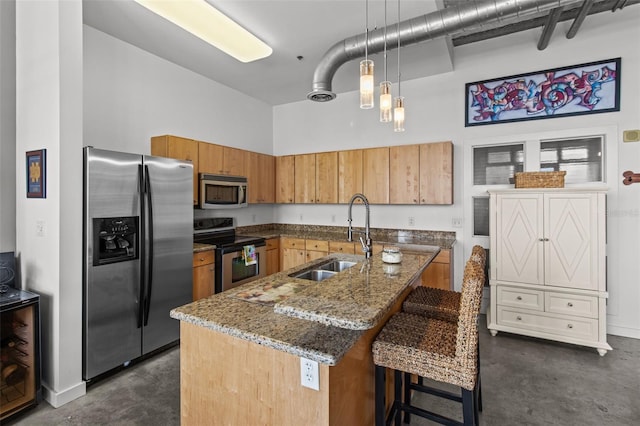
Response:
[26,149,46,198]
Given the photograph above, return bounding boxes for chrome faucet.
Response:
[347,193,372,258]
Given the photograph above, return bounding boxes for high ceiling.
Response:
[83,0,639,106]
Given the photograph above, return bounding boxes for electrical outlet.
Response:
[452,217,463,228]
[331,214,336,223]
[252,214,256,223]
[36,220,45,237]
[408,216,415,227]
[299,213,303,222]
[300,357,319,391]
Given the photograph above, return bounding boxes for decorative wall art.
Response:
[465,58,620,126]
[26,149,46,198]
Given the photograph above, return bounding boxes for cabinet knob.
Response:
[567,324,573,329]
[516,296,522,301]
[567,302,573,307]
[516,316,522,321]
[538,237,549,242]
[199,257,205,261]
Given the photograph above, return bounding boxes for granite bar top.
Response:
[237,223,456,250]
[171,247,439,365]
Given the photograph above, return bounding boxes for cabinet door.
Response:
[338,150,363,204]
[294,153,316,203]
[247,152,275,203]
[419,141,453,205]
[281,248,306,270]
[224,147,246,176]
[494,193,544,284]
[544,193,599,290]
[363,147,389,204]
[198,142,225,174]
[316,152,338,204]
[390,144,420,204]
[421,249,452,290]
[151,135,199,205]
[193,263,215,301]
[275,155,295,203]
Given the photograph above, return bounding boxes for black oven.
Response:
[193,218,266,293]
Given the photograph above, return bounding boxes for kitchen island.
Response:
[170,246,439,425]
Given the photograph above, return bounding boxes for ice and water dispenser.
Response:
[92,217,139,266]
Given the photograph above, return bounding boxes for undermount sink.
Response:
[292,269,337,282]
[289,259,357,282]
[318,260,357,272]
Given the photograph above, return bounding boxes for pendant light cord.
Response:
[397,0,401,97]
[383,0,387,80]
[365,0,369,61]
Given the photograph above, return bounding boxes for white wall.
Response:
[273,9,640,338]
[0,0,16,252]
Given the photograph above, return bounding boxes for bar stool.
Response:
[402,245,486,321]
[372,260,485,425]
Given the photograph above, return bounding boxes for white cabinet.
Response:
[487,188,611,356]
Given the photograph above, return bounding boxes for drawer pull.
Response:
[516,296,522,301]
[516,316,522,321]
[538,237,549,242]
[567,324,573,329]
[567,302,573,307]
[199,257,205,261]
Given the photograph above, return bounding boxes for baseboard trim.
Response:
[42,380,86,408]
[607,324,640,339]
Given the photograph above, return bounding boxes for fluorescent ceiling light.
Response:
[135,0,272,63]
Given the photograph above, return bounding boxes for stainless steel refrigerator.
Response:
[82,147,192,381]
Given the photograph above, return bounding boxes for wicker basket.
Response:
[514,171,566,188]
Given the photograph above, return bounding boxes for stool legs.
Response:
[375,365,386,426]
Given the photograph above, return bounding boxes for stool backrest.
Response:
[470,245,486,270]
[455,260,485,369]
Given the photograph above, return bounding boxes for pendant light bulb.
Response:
[360,60,375,109]
[380,81,392,122]
[394,96,405,132]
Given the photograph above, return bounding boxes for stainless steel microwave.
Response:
[199,174,248,209]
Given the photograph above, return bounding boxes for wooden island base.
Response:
[179,287,412,425]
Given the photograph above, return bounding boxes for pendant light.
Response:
[379,0,392,122]
[360,0,374,109]
[393,0,405,132]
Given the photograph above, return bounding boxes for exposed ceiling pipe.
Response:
[537,6,564,49]
[567,0,594,38]
[308,0,584,102]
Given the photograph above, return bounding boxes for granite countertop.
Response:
[193,242,215,253]
[171,247,439,365]
[237,224,456,250]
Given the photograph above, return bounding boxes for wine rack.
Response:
[0,290,41,422]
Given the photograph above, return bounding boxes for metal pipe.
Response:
[537,6,564,50]
[566,0,593,38]
[308,0,584,102]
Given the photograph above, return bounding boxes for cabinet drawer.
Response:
[305,239,329,251]
[329,241,356,254]
[497,286,544,311]
[266,238,279,250]
[545,292,598,319]
[431,249,450,264]
[497,307,598,342]
[281,238,305,249]
[192,250,215,267]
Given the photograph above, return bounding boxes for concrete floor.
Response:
[6,315,640,425]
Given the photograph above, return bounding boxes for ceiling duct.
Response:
[308,0,584,102]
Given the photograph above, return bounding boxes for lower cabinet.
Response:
[280,237,306,270]
[305,239,329,263]
[266,238,280,275]
[420,249,452,290]
[192,251,215,301]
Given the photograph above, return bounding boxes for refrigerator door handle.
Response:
[137,164,145,329]
[143,165,154,327]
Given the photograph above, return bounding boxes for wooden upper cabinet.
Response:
[363,147,390,204]
[390,144,420,204]
[198,142,224,174]
[199,142,246,176]
[247,152,275,204]
[275,155,295,203]
[419,141,453,205]
[151,135,199,205]
[224,146,246,176]
[315,152,338,204]
[294,153,316,203]
[338,149,363,204]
